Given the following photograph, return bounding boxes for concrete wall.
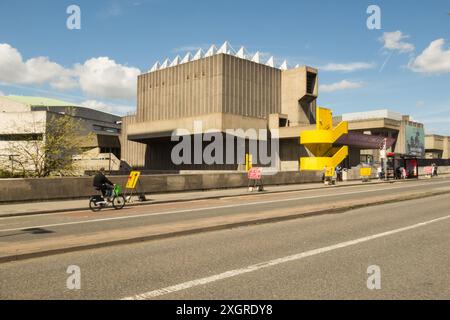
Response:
[0,171,321,203]
[222,54,281,119]
[425,135,450,159]
[120,115,146,168]
[0,96,31,112]
[137,54,223,122]
[281,66,318,126]
[2,167,449,203]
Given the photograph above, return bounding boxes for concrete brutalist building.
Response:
[121,42,318,171]
[0,96,122,173]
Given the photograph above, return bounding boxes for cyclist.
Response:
[93,167,114,200]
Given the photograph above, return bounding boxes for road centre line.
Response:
[122,213,450,299]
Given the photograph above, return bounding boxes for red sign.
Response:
[424,166,433,175]
[248,167,262,180]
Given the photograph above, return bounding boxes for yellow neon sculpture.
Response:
[300,107,348,176]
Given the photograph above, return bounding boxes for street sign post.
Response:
[126,171,141,189]
[360,167,372,183]
[125,171,144,202]
[248,167,263,192]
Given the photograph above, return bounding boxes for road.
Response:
[1,178,450,299]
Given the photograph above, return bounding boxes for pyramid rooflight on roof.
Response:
[217,41,234,55]
[235,46,246,59]
[170,55,181,67]
[192,48,204,60]
[150,61,160,72]
[204,44,217,57]
[251,52,261,63]
[280,60,288,70]
[160,58,170,69]
[180,52,192,64]
[266,56,275,67]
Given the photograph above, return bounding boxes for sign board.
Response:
[126,171,141,189]
[405,125,425,157]
[424,166,433,175]
[248,167,262,180]
[360,167,372,177]
[245,154,253,172]
[325,167,334,177]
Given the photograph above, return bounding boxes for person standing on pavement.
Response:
[377,166,383,180]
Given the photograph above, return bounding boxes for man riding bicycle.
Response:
[93,167,114,200]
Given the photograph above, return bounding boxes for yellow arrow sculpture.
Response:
[300,107,348,176]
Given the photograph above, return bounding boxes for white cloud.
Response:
[380,31,414,53]
[408,39,450,74]
[319,80,364,93]
[75,57,140,100]
[416,100,425,107]
[81,100,134,116]
[0,43,141,101]
[321,62,375,72]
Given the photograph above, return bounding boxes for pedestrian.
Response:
[395,167,401,179]
[433,163,438,177]
[335,166,343,182]
[377,166,382,180]
[402,167,407,179]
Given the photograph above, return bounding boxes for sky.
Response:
[0,0,449,134]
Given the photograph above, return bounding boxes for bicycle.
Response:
[89,184,126,212]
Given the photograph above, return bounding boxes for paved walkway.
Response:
[0,177,443,218]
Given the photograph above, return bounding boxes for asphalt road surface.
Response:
[0,178,449,244]
[1,178,450,299]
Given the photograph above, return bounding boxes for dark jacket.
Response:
[93,172,113,188]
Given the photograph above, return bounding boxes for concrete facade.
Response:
[0,96,122,175]
[425,134,450,159]
[339,110,426,164]
[122,52,318,171]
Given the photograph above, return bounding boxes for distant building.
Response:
[119,43,448,173]
[339,110,426,164]
[425,134,450,159]
[0,96,122,174]
[121,43,319,171]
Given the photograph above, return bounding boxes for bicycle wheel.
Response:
[89,199,102,212]
[112,195,126,210]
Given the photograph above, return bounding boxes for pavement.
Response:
[1,190,450,299]
[0,176,443,218]
[0,177,449,264]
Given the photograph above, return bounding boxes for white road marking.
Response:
[0,180,449,233]
[0,181,379,220]
[1,179,446,221]
[122,214,450,300]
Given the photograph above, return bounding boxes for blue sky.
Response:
[0,0,449,134]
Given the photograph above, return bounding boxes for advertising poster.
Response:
[405,125,425,157]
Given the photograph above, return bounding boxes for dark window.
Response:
[279,118,288,127]
[306,72,316,94]
[93,125,121,134]
[100,147,121,159]
[0,134,43,141]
